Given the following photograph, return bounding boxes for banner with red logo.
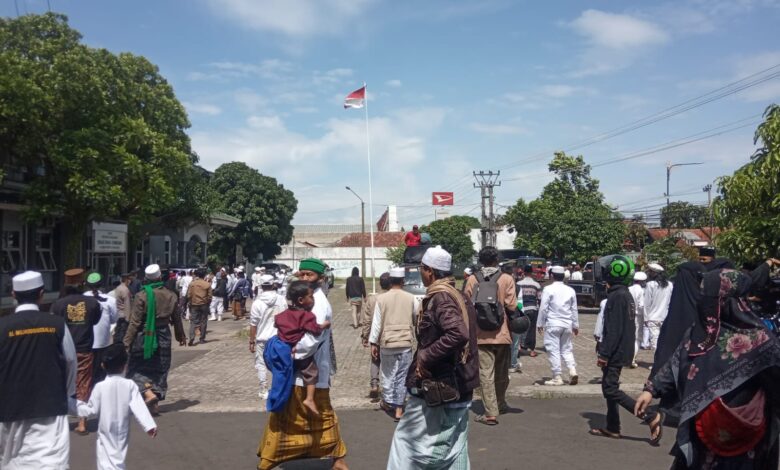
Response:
[432,192,454,206]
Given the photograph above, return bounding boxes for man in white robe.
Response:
[0,271,77,470]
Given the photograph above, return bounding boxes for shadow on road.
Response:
[580,411,655,444]
[159,399,200,413]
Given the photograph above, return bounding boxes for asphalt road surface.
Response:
[69,398,675,469]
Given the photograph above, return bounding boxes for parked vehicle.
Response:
[567,255,622,309]
[514,256,547,282]
[402,246,428,302]
[324,266,335,289]
[258,262,291,275]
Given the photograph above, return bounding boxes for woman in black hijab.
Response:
[636,259,780,468]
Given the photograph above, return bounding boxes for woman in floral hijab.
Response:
[636,258,780,469]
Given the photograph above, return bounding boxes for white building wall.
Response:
[469,228,517,251]
[274,246,393,279]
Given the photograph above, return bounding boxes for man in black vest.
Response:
[50,267,102,435]
[0,271,77,468]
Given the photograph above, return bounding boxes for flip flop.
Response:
[474,415,498,426]
[589,428,621,439]
[648,411,664,446]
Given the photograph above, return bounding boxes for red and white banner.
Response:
[343,86,366,109]
[432,192,454,206]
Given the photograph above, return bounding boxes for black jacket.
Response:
[598,284,636,367]
[345,275,366,299]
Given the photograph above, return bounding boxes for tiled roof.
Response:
[335,232,404,247]
[646,228,722,243]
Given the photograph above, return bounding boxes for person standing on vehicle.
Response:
[570,264,583,281]
[537,266,579,386]
[628,272,647,368]
[464,246,517,425]
[345,267,367,329]
[404,225,422,247]
[517,265,542,358]
[642,263,673,350]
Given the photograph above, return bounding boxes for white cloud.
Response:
[386,79,402,88]
[187,59,294,81]
[469,123,529,135]
[570,10,670,50]
[183,102,223,116]
[190,107,449,223]
[540,84,578,98]
[313,68,354,86]
[568,10,670,76]
[203,0,375,37]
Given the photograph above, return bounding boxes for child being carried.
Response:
[274,280,331,415]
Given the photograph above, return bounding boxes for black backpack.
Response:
[471,271,503,331]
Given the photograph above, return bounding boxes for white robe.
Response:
[77,374,157,470]
[0,304,77,470]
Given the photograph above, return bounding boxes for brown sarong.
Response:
[75,352,94,401]
[258,386,347,470]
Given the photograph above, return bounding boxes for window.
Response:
[35,230,57,271]
[2,230,23,273]
[164,237,171,265]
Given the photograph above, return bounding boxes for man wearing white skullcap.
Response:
[369,267,418,421]
[249,274,288,399]
[628,272,648,368]
[538,266,579,386]
[643,263,673,350]
[0,271,77,469]
[123,264,187,416]
[387,247,479,468]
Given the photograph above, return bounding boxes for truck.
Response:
[566,255,622,310]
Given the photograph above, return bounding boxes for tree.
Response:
[503,152,625,262]
[420,217,475,265]
[445,215,481,230]
[624,215,648,252]
[659,201,708,229]
[639,236,698,276]
[0,14,194,264]
[208,162,297,263]
[385,241,406,266]
[715,104,780,264]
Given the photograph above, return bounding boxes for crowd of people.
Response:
[2,242,780,469]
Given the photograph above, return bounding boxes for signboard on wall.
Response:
[93,222,128,253]
[432,192,454,206]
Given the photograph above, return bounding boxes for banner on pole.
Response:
[432,192,454,206]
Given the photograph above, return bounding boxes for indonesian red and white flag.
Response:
[343,86,366,109]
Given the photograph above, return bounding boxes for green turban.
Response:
[299,258,326,275]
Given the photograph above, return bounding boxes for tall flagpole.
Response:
[363,82,376,294]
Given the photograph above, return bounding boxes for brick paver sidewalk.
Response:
[165,286,655,412]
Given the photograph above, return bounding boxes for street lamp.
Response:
[345,186,366,279]
[665,161,703,230]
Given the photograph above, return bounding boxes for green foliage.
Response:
[659,201,709,229]
[385,241,406,266]
[208,162,297,263]
[420,217,475,265]
[715,104,780,264]
[0,14,193,264]
[503,152,625,263]
[624,215,647,252]
[445,215,481,229]
[639,237,698,276]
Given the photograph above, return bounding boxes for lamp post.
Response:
[345,186,366,279]
[665,161,703,230]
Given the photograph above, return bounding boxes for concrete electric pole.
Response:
[473,170,501,249]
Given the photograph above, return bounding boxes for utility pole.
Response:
[473,171,501,249]
[703,184,713,241]
[346,186,366,278]
[665,161,703,231]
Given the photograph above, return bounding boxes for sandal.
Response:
[474,414,498,426]
[589,428,621,439]
[529,351,538,358]
[647,411,664,446]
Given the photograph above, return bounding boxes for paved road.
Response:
[69,397,675,469]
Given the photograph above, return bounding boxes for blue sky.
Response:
[4,0,780,227]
